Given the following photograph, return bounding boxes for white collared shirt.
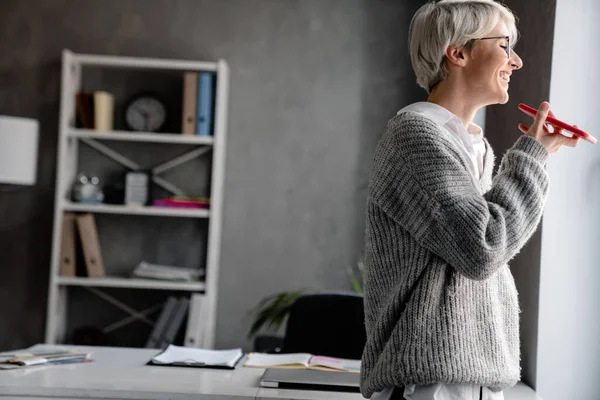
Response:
[397,102,486,180]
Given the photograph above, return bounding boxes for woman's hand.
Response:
[518,101,580,153]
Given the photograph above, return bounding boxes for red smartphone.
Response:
[518,103,597,144]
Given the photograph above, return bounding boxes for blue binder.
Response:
[196,72,215,136]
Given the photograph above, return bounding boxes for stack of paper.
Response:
[0,350,91,370]
[150,345,243,369]
[132,261,204,282]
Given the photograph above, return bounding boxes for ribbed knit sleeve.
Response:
[369,113,549,281]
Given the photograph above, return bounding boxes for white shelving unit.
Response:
[44,50,230,349]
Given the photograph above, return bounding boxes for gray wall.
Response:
[538,0,600,398]
[484,0,557,390]
[0,0,424,350]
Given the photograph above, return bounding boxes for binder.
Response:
[159,297,190,349]
[184,293,205,347]
[146,296,178,348]
[59,213,77,277]
[76,213,105,277]
[196,72,215,136]
[181,72,198,135]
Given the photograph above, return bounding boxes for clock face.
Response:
[125,95,167,132]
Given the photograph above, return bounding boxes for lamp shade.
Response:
[0,116,39,185]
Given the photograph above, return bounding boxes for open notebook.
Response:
[244,353,360,373]
[149,345,243,369]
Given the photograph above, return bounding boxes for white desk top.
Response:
[0,345,541,400]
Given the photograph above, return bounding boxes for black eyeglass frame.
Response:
[472,36,511,58]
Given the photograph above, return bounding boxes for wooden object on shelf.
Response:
[93,91,114,131]
[182,72,198,135]
[59,213,77,277]
[76,213,105,278]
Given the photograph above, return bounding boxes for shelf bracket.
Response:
[80,138,187,196]
[86,286,156,327]
[152,147,212,175]
[103,302,164,334]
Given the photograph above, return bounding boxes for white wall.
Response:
[537,0,600,398]
[474,106,486,130]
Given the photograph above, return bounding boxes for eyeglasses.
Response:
[472,36,511,58]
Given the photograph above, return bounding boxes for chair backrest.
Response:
[281,292,366,360]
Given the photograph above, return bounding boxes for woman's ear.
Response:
[445,45,467,67]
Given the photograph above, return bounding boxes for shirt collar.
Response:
[398,101,484,140]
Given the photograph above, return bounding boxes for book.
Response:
[75,92,94,129]
[196,72,215,136]
[182,72,198,135]
[0,350,91,370]
[244,353,361,373]
[149,344,243,369]
[146,296,178,348]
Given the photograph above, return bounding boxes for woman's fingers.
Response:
[518,123,529,134]
[562,135,580,147]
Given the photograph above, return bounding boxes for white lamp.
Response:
[0,116,39,185]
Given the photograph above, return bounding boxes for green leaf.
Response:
[247,290,306,339]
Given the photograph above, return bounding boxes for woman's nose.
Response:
[510,50,523,70]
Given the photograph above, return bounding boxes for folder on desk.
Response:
[148,344,243,369]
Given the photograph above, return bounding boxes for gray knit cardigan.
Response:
[360,111,549,398]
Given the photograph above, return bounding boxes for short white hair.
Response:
[409,0,519,94]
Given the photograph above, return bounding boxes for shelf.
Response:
[63,202,210,218]
[73,52,218,72]
[56,276,206,291]
[69,129,214,145]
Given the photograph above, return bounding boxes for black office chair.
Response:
[279,291,366,360]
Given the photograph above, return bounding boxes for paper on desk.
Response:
[151,345,243,368]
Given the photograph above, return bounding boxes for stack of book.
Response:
[132,261,204,282]
[152,197,210,210]
[181,71,216,136]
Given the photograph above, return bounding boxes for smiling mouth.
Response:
[499,71,510,83]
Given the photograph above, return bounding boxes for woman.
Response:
[359,1,580,400]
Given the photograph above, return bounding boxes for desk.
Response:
[0,345,541,400]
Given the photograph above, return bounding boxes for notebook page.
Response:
[244,352,312,368]
[308,355,361,372]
